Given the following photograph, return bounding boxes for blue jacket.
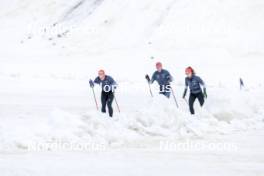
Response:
[185,75,205,94]
[94,75,117,92]
[151,69,173,86]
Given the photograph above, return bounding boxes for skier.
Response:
[240,78,245,90]
[182,67,207,115]
[89,70,117,117]
[145,62,173,98]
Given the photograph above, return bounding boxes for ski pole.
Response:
[91,87,99,110]
[184,98,188,105]
[170,88,179,108]
[148,83,154,97]
[145,75,153,97]
[114,94,121,113]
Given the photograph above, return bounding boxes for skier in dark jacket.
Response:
[89,70,117,117]
[183,67,207,115]
[146,62,173,98]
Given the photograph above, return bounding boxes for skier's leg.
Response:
[107,92,114,117]
[101,92,107,113]
[197,92,205,106]
[159,85,165,96]
[164,92,171,98]
[165,84,171,98]
[189,94,196,115]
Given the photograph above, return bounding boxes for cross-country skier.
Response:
[240,78,245,90]
[89,70,117,117]
[182,67,207,115]
[145,62,173,98]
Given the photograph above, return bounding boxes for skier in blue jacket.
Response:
[183,67,207,115]
[89,70,117,117]
[146,62,173,98]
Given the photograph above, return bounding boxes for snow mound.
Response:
[0,88,263,151]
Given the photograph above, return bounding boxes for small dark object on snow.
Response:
[240,78,245,90]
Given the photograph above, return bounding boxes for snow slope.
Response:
[0,0,264,175]
[1,130,264,176]
[0,0,263,158]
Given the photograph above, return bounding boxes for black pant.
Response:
[101,91,114,117]
[189,92,204,115]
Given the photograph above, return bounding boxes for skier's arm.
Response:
[197,76,206,88]
[166,70,173,82]
[197,76,207,98]
[94,77,101,85]
[183,78,188,98]
[150,72,156,84]
[109,76,117,88]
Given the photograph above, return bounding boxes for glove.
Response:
[89,79,94,88]
[166,75,172,82]
[203,88,207,98]
[145,74,151,83]
[182,88,187,99]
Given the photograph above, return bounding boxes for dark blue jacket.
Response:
[185,75,205,94]
[94,75,117,92]
[151,69,173,86]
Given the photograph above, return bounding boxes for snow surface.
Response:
[0,0,264,175]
